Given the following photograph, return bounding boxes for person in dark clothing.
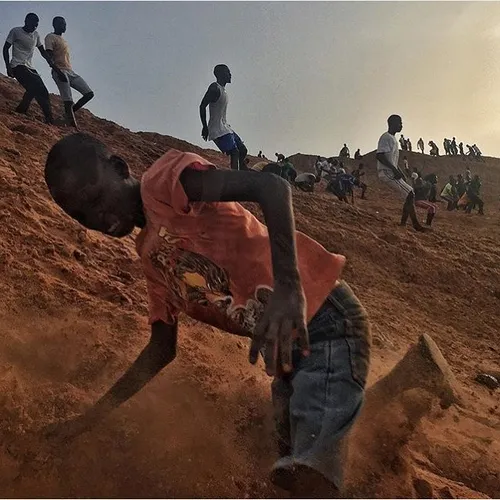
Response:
[354,149,362,160]
[465,175,484,215]
[351,164,367,199]
[456,174,466,199]
[451,137,458,156]
[423,173,438,203]
[262,159,297,184]
[413,175,437,226]
[326,171,352,203]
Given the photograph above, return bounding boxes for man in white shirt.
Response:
[376,115,426,232]
[199,64,248,170]
[2,13,66,124]
[45,17,94,129]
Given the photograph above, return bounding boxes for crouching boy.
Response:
[44,133,371,497]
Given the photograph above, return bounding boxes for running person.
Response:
[44,133,370,498]
[200,64,248,170]
[45,16,94,129]
[376,115,426,232]
[2,13,64,124]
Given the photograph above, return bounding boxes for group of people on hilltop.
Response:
[377,115,486,232]
[399,133,483,161]
[339,144,363,161]
[399,135,413,152]
[3,13,94,129]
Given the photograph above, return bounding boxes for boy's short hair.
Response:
[214,64,228,77]
[45,133,108,211]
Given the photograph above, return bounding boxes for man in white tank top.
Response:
[200,64,248,170]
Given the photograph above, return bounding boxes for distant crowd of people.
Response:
[399,135,484,160]
[247,152,368,204]
[377,115,485,233]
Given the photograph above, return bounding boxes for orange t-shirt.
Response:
[135,149,346,337]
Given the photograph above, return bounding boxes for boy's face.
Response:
[68,157,140,237]
[48,154,140,238]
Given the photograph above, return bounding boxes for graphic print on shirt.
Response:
[149,227,273,334]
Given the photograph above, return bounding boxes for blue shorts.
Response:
[270,281,371,491]
[213,132,244,154]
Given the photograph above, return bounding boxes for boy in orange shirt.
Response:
[44,133,371,497]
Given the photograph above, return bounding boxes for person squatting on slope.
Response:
[440,176,458,211]
[376,115,427,232]
[411,173,437,227]
[200,64,248,171]
[44,16,94,129]
[423,173,438,203]
[465,175,484,215]
[261,157,297,183]
[43,133,371,498]
[294,172,317,192]
[3,12,67,124]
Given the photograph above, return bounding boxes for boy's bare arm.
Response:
[180,169,309,375]
[3,42,12,76]
[199,83,220,140]
[46,320,177,441]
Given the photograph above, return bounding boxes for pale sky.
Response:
[1,2,500,158]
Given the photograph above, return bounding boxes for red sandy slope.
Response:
[0,75,498,498]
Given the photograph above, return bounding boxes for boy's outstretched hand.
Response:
[249,282,309,376]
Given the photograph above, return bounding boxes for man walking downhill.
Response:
[3,13,65,124]
[200,64,248,170]
[376,115,426,232]
[45,16,94,129]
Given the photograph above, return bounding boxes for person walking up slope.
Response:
[376,115,426,232]
[45,16,94,129]
[200,64,248,170]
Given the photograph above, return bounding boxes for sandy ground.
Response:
[0,75,498,498]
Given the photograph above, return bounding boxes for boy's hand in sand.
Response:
[249,282,309,376]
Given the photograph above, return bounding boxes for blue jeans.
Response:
[270,281,371,490]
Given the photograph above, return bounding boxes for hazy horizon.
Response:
[1,1,500,159]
